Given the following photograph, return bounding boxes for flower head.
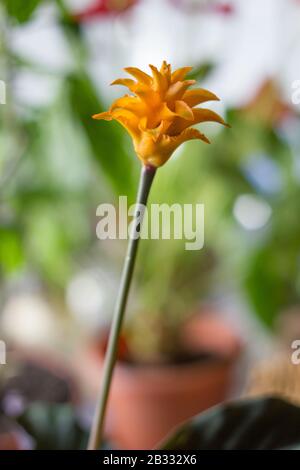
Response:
[93,62,228,167]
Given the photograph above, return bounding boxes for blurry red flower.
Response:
[74,0,137,22]
[242,80,293,127]
[170,0,234,15]
[211,2,234,14]
[99,331,129,361]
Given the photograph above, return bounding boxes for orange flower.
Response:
[93,61,228,167]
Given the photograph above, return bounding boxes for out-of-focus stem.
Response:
[88,164,157,450]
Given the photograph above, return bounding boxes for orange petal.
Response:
[111,78,137,92]
[144,127,208,166]
[110,96,146,116]
[149,64,168,94]
[183,88,220,107]
[111,108,139,121]
[142,103,175,130]
[138,116,148,131]
[165,80,196,102]
[135,125,210,167]
[135,88,161,107]
[111,109,140,138]
[160,61,171,82]
[169,108,227,135]
[93,109,139,139]
[160,60,170,72]
[175,100,194,120]
[171,66,193,83]
[192,108,228,126]
[92,111,112,121]
[159,103,177,121]
[179,127,211,144]
[164,127,210,151]
[155,119,172,137]
[144,120,171,142]
[124,67,152,85]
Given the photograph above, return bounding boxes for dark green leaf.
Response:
[2,0,42,24]
[187,62,215,82]
[161,397,300,450]
[244,245,298,327]
[18,402,88,450]
[67,73,137,201]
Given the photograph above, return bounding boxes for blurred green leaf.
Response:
[18,402,88,450]
[2,0,42,23]
[67,73,137,201]
[161,397,300,450]
[244,185,300,327]
[187,62,215,82]
[0,226,24,274]
[245,245,298,327]
[25,204,76,285]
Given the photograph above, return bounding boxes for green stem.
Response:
[88,164,157,450]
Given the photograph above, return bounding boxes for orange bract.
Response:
[93,61,228,167]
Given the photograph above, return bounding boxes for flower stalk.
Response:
[88,164,157,450]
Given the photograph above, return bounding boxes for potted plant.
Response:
[78,242,241,449]
[82,307,240,449]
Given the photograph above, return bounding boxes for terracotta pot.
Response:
[110,361,237,449]
[0,430,34,450]
[78,311,241,449]
[0,432,21,450]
